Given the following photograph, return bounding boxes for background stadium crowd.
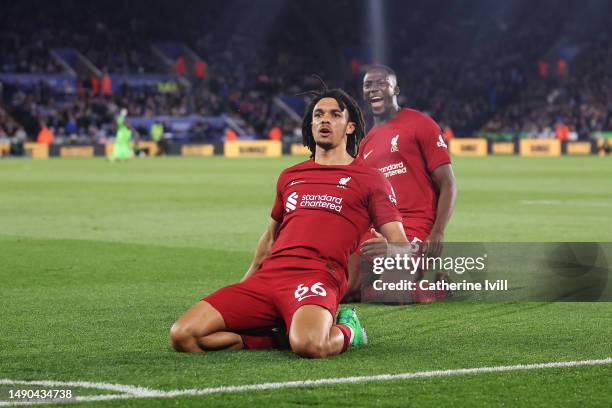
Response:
[1,0,610,144]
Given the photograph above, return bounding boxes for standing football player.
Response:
[108,108,133,162]
[171,88,409,358]
[347,65,458,303]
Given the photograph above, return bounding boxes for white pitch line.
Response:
[521,200,612,207]
[1,357,611,406]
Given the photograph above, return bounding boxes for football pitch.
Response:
[1,156,611,407]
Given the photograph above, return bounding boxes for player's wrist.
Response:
[387,242,413,258]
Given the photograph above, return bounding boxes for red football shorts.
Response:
[203,257,347,334]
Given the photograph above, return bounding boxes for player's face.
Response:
[363,70,398,116]
[311,97,356,151]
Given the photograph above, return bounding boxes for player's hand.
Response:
[423,229,444,257]
[360,228,388,260]
[120,108,128,116]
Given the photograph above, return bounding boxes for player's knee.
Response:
[170,321,193,352]
[290,337,328,359]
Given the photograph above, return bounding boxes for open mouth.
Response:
[370,96,384,108]
[319,128,332,136]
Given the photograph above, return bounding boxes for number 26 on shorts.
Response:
[294,282,327,302]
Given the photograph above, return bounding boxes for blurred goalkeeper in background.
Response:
[108,108,133,162]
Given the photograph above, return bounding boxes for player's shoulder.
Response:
[350,160,386,182]
[397,108,442,139]
[360,128,376,150]
[400,108,441,129]
[280,159,314,174]
[276,159,310,182]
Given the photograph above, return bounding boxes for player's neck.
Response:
[314,145,353,166]
[374,105,401,125]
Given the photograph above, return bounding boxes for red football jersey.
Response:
[268,159,401,274]
[357,108,451,231]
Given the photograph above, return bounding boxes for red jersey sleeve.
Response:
[415,114,452,173]
[270,172,285,222]
[367,171,402,229]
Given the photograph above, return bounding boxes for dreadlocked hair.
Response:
[300,78,365,159]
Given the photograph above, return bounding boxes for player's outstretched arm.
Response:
[240,218,280,282]
[378,221,409,243]
[426,164,457,256]
[361,222,410,259]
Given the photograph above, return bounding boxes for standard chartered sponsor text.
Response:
[379,162,407,177]
[300,194,343,212]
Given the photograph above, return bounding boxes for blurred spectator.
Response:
[225,128,237,141]
[37,122,54,144]
[538,60,550,78]
[91,75,100,97]
[150,121,163,142]
[555,122,569,140]
[444,126,455,141]
[175,56,186,77]
[267,126,282,141]
[557,58,567,78]
[101,71,112,97]
[149,121,168,155]
[194,60,207,81]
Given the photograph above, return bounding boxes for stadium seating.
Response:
[0,0,610,145]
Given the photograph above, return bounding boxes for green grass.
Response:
[1,156,611,407]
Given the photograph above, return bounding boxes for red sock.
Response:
[336,324,352,352]
[241,334,275,350]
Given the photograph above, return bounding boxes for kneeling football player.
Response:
[171,88,408,358]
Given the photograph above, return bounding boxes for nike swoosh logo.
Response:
[289,180,304,186]
[363,150,374,159]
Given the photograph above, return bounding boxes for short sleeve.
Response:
[415,115,452,173]
[367,172,402,229]
[270,173,285,222]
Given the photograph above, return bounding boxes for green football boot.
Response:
[336,307,368,346]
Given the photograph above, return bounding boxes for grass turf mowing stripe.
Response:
[1,357,610,406]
